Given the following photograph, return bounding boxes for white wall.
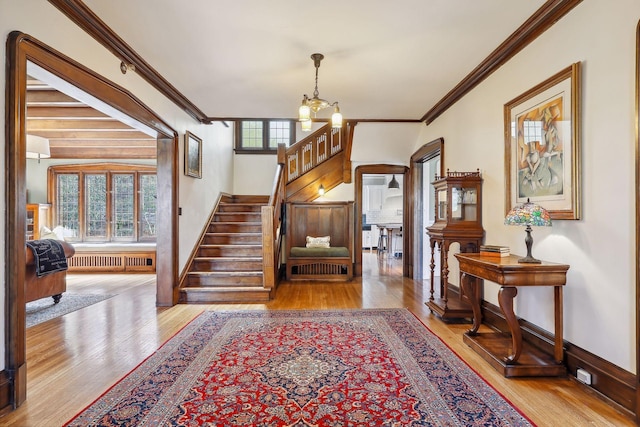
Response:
[1,0,235,369]
[417,1,640,372]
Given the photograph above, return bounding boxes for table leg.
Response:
[498,286,522,364]
[554,286,564,363]
[461,273,481,335]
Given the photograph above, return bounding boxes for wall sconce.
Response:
[26,134,50,163]
[120,61,136,74]
[318,184,325,196]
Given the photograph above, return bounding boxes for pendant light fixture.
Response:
[298,53,342,131]
[388,175,400,189]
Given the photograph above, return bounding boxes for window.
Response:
[49,163,156,243]
[235,119,295,153]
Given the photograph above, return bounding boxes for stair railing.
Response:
[261,162,286,293]
[282,123,344,185]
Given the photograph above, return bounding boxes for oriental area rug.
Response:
[65,309,534,426]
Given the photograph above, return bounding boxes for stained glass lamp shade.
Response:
[504,199,552,263]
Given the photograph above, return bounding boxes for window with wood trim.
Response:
[48,163,157,242]
[235,119,295,153]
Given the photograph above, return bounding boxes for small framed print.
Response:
[185,131,202,179]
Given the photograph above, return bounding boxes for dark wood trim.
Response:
[421,0,583,124]
[482,302,635,417]
[5,31,178,410]
[0,370,14,416]
[636,18,640,424]
[409,138,444,280]
[354,165,409,277]
[47,0,210,124]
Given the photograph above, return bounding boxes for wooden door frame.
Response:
[635,19,640,425]
[354,164,409,277]
[5,32,178,408]
[409,138,444,280]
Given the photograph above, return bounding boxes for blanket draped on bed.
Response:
[26,239,68,277]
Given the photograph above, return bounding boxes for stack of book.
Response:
[479,245,510,257]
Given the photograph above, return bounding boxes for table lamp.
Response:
[504,198,552,263]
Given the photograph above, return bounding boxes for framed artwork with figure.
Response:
[504,62,581,220]
[185,131,202,179]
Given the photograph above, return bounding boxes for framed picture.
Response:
[504,62,581,220]
[184,131,202,179]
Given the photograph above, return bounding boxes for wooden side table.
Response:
[454,253,569,377]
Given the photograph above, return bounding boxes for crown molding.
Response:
[421,0,582,125]
[47,0,211,124]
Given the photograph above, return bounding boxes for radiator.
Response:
[68,251,156,273]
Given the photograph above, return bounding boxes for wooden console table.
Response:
[454,253,569,377]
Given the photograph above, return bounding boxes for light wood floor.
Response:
[1,253,634,426]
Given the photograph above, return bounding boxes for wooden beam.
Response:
[26,106,109,118]
[50,146,156,158]
[27,130,151,139]
[26,119,135,130]
[26,90,84,105]
[49,139,155,147]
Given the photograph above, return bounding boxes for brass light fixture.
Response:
[298,53,342,131]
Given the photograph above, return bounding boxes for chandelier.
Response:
[298,53,342,131]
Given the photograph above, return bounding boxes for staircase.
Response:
[179,122,356,303]
[179,195,272,303]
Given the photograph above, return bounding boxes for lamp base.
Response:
[518,255,541,264]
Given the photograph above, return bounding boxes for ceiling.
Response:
[26,77,156,159]
[80,0,547,122]
[31,1,556,159]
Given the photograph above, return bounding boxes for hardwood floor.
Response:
[1,253,634,426]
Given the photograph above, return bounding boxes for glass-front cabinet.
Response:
[435,179,479,226]
[427,170,484,320]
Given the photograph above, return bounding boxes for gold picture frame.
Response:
[504,62,581,220]
[185,131,202,179]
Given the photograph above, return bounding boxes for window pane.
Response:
[113,174,135,239]
[241,121,263,148]
[85,174,107,239]
[56,174,79,239]
[269,120,291,148]
[139,174,157,239]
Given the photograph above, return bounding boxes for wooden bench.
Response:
[285,201,354,281]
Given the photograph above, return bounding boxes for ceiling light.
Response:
[298,53,342,131]
[388,175,400,189]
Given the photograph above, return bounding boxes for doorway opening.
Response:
[355,165,409,277]
[410,138,444,281]
[6,31,178,407]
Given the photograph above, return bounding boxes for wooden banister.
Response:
[261,162,286,293]
[282,123,345,184]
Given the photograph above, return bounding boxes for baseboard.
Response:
[0,369,14,416]
[482,301,636,417]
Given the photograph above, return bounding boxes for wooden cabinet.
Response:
[426,170,484,320]
[26,203,51,241]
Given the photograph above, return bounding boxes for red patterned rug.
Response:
[65,309,534,426]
